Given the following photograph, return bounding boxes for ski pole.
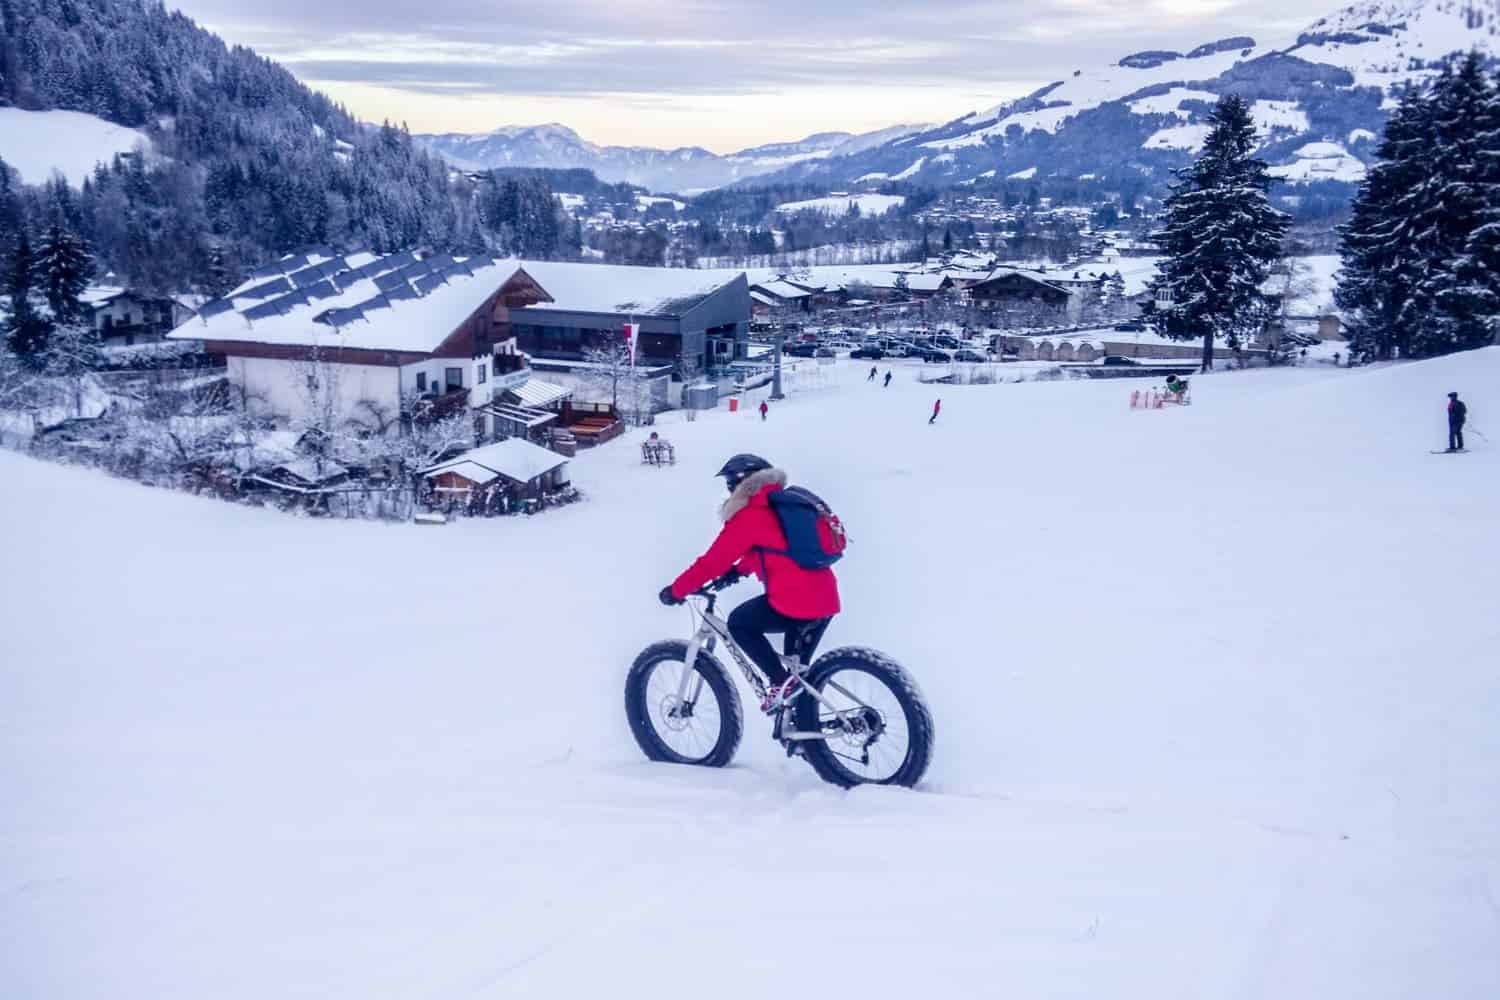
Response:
[1468,426,1489,443]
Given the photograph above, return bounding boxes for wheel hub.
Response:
[659,693,694,732]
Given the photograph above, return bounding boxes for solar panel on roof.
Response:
[439,261,473,280]
[397,260,433,281]
[243,300,283,321]
[423,253,454,272]
[412,272,448,296]
[382,250,416,270]
[198,299,234,318]
[384,283,418,302]
[353,294,391,313]
[286,265,321,288]
[315,306,365,327]
[278,253,308,271]
[236,276,291,301]
[302,280,339,301]
[248,263,283,280]
[374,270,409,292]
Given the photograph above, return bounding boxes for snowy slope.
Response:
[0,108,152,186]
[4,351,1500,998]
[774,193,906,217]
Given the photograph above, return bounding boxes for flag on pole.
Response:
[623,322,639,367]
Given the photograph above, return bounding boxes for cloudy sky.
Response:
[173,0,1320,152]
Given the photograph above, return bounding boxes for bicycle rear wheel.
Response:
[793,647,933,788]
[625,641,743,767]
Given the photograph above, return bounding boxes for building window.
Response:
[477,363,487,384]
[306,373,319,391]
[416,372,427,392]
[445,367,463,390]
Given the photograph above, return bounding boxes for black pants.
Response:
[727,595,829,684]
[1450,425,1465,450]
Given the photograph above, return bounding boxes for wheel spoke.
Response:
[810,666,912,783]
[643,658,724,763]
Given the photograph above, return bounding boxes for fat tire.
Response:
[794,646,934,788]
[625,640,743,768]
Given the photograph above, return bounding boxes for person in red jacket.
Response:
[759,400,769,421]
[929,398,941,425]
[659,454,840,712]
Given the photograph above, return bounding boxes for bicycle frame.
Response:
[674,592,871,743]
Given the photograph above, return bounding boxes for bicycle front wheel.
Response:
[794,647,934,788]
[625,641,743,767]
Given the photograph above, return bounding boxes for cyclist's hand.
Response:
[712,570,744,590]
[658,586,684,606]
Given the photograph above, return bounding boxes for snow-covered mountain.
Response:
[754,0,1500,191]
[414,123,929,194]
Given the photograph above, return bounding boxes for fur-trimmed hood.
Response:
[720,467,787,522]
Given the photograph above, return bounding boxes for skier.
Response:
[1447,391,1468,452]
[883,371,892,388]
[659,454,839,713]
[929,398,941,425]
[759,400,769,422]
[868,365,878,382]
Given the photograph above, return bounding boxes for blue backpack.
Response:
[765,487,847,569]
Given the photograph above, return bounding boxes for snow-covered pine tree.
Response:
[33,222,94,326]
[1335,85,1436,359]
[1422,56,1500,355]
[1146,94,1290,371]
[1449,68,1500,348]
[1401,54,1499,357]
[4,232,53,369]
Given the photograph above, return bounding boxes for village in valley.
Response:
[0,231,1348,523]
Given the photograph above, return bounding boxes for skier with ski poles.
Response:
[1447,392,1468,452]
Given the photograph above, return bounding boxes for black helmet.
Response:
[716,453,771,491]
[1449,391,1459,398]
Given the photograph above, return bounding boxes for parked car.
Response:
[850,346,885,360]
[923,350,953,364]
[815,346,836,358]
[934,336,963,350]
[785,343,820,358]
[954,349,987,363]
[1102,355,1138,366]
[1113,320,1147,332]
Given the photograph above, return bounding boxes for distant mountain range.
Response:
[418,0,1500,198]
[412,123,929,194]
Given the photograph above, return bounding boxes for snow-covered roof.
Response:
[168,252,538,354]
[513,261,745,318]
[752,280,814,300]
[422,438,568,484]
[505,378,571,409]
[903,274,949,293]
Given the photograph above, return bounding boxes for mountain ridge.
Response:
[413,122,930,193]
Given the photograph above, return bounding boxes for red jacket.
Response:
[671,472,840,620]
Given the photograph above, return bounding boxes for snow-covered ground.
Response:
[4,350,1500,998]
[0,108,152,186]
[774,193,905,217]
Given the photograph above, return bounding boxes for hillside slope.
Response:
[3,352,1498,998]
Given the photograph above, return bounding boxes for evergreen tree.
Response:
[1146,95,1290,371]
[5,233,53,368]
[942,227,954,253]
[1335,86,1436,359]
[204,242,235,299]
[32,222,94,326]
[1337,54,1500,359]
[1409,55,1500,355]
